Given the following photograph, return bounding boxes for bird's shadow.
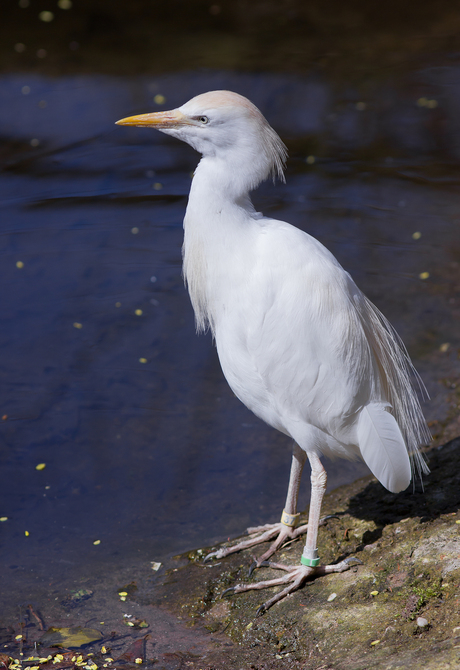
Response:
[342,436,460,542]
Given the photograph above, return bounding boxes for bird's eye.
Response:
[199,116,209,124]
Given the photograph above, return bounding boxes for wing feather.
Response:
[357,403,411,493]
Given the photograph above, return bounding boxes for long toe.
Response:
[224,555,363,613]
[204,521,309,563]
[204,524,286,562]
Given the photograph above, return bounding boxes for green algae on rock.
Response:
[154,436,460,669]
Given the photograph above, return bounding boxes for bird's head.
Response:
[116,90,287,191]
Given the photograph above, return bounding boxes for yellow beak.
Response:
[115,109,190,128]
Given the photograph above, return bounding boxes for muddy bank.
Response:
[2,437,460,669]
[147,436,460,669]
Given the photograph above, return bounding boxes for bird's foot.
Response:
[222,555,362,615]
[204,521,308,562]
[204,514,338,563]
[247,514,339,573]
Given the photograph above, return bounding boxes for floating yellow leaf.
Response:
[154,94,165,105]
[412,231,421,240]
[40,627,103,648]
[73,322,83,329]
[36,463,46,471]
[25,530,29,536]
[139,358,147,364]
[0,517,7,522]
[135,309,143,316]
[93,540,101,545]
[419,272,430,280]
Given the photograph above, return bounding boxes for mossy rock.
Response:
[152,436,460,669]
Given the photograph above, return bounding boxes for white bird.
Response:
[116,91,430,614]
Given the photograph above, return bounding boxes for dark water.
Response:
[1,63,459,617]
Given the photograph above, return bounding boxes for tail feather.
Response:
[357,403,411,493]
[353,292,430,481]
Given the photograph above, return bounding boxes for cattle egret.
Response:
[116,91,430,613]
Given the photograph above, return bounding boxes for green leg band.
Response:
[301,554,320,567]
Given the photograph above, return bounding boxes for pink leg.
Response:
[300,451,327,564]
[205,444,309,562]
[222,452,362,614]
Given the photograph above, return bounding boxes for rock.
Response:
[416,617,429,628]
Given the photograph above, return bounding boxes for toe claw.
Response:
[344,555,363,566]
[255,603,266,618]
[248,561,258,578]
[319,514,340,525]
[221,586,235,598]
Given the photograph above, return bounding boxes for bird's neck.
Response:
[182,157,259,333]
[190,156,258,211]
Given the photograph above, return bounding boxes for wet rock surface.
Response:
[146,437,460,669]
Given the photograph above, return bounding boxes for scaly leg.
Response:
[222,452,362,614]
[205,444,310,562]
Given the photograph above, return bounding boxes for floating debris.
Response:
[36,463,46,471]
[122,615,148,629]
[40,627,103,648]
[38,11,54,21]
[61,589,93,609]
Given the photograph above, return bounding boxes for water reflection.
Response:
[0,70,459,596]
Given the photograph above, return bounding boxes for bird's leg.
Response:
[222,452,362,614]
[205,444,309,562]
[249,443,310,566]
